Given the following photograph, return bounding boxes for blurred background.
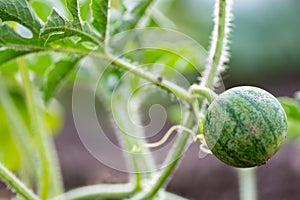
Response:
[1,0,300,199]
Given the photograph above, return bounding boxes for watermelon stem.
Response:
[189,84,218,103]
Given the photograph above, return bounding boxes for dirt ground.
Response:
[56,115,300,200]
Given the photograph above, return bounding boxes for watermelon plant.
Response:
[0,0,297,200]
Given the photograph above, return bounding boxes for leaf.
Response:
[43,99,64,135]
[113,0,153,33]
[26,52,53,75]
[0,24,38,66]
[0,49,28,66]
[41,8,99,44]
[42,57,80,101]
[91,0,109,39]
[0,106,22,171]
[0,0,44,65]
[278,97,300,140]
[0,24,34,47]
[30,0,57,21]
[0,77,64,172]
[0,0,43,36]
[66,0,82,28]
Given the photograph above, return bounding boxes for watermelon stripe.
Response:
[204,86,287,168]
[218,99,268,166]
[233,91,277,144]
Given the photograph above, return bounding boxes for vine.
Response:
[0,0,265,200]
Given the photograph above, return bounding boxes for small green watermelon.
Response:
[204,86,287,168]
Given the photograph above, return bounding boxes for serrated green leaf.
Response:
[0,106,22,171]
[41,8,100,45]
[0,24,33,46]
[79,0,91,21]
[0,24,40,65]
[91,0,109,39]
[30,0,53,22]
[43,99,64,135]
[42,57,80,101]
[0,77,64,172]
[66,0,82,28]
[278,97,300,140]
[0,0,45,64]
[0,49,28,66]
[113,0,153,33]
[0,0,43,36]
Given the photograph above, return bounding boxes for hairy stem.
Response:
[189,84,218,103]
[136,0,233,198]
[201,0,232,88]
[105,52,192,103]
[0,162,38,200]
[4,47,192,105]
[51,183,136,200]
[238,168,257,200]
[0,81,38,180]
[19,58,63,199]
[133,112,195,199]
[111,92,154,185]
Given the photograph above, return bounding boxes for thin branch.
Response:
[105,52,192,103]
[51,183,136,200]
[0,81,38,181]
[238,168,257,200]
[134,0,234,198]
[189,84,218,103]
[19,58,63,199]
[132,112,195,199]
[0,162,38,200]
[201,0,233,88]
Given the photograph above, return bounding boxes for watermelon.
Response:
[204,86,287,168]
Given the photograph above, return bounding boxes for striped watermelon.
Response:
[204,86,287,168]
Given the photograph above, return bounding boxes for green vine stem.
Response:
[132,112,195,199]
[132,0,233,199]
[18,58,63,199]
[51,183,137,200]
[238,168,257,200]
[189,84,218,103]
[200,0,233,88]
[5,48,192,106]
[0,162,38,200]
[105,52,193,103]
[0,80,38,180]
[111,92,155,186]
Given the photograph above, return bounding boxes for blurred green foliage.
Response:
[165,0,300,81]
[278,96,300,142]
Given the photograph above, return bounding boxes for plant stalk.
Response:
[132,0,233,198]
[238,168,257,200]
[105,52,192,103]
[19,58,63,199]
[133,112,195,199]
[201,0,232,88]
[0,81,38,181]
[0,162,38,200]
[51,183,136,200]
